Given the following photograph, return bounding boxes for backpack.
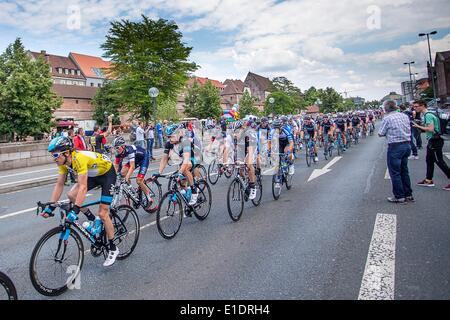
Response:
[424,112,445,137]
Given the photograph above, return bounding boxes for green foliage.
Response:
[157,97,180,122]
[185,80,222,119]
[92,81,122,126]
[271,76,305,110]
[239,91,260,117]
[0,38,62,141]
[264,91,295,115]
[318,87,344,113]
[100,15,198,123]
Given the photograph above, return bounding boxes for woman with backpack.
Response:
[412,100,450,191]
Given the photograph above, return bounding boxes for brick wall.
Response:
[54,98,94,120]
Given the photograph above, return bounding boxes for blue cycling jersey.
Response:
[115,145,148,168]
[268,125,294,142]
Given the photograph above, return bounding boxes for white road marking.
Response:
[384,169,391,180]
[358,213,396,300]
[0,167,55,179]
[307,156,342,182]
[0,174,58,187]
[445,153,450,160]
[0,194,94,220]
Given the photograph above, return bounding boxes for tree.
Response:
[0,38,62,141]
[100,15,198,123]
[157,97,180,122]
[271,76,305,110]
[264,92,295,115]
[318,87,343,114]
[92,81,122,126]
[239,91,260,117]
[185,80,222,119]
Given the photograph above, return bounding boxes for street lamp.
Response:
[404,61,415,102]
[419,31,438,103]
[148,87,159,124]
[268,97,275,118]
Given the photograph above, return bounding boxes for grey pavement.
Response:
[0,129,449,300]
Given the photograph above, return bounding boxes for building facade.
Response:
[243,72,272,104]
[435,51,450,103]
[69,52,112,88]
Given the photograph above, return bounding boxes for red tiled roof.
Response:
[189,77,224,90]
[29,51,85,80]
[222,79,245,95]
[52,84,99,99]
[69,52,112,79]
[306,105,320,113]
[245,72,272,91]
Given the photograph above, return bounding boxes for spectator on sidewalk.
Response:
[400,103,419,160]
[90,116,113,154]
[378,100,414,204]
[412,100,450,190]
[145,123,156,160]
[412,104,423,149]
[73,128,88,151]
[135,121,146,149]
[155,121,163,148]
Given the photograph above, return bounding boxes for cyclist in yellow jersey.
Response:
[42,116,120,267]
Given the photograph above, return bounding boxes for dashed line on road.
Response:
[358,213,396,300]
[445,153,450,160]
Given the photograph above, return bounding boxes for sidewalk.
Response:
[0,148,165,194]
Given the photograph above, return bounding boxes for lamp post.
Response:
[148,87,159,125]
[404,61,415,102]
[269,97,275,118]
[419,31,438,104]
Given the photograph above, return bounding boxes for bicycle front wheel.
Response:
[143,178,162,214]
[252,175,263,207]
[193,179,212,220]
[227,178,244,222]
[208,160,220,185]
[0,272,17,300]
[272,174,282,200]
[157,192,183,239]
[29,226,84,297]
[306,148,311,167]
[111,205,140,260]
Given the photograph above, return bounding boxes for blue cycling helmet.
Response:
[165,124,178,136]
[48,137,73,153]
[272,119,282,129]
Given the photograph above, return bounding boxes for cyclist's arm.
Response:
[74,173,88,208]
[125,161,135,183]
[158,154,169,174]
[103,117,113,138]
[50,173,67,203]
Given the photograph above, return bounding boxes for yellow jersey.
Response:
[58,150,112,177]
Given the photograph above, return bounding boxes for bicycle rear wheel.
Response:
[195,164,208,182]
[193,180,212,220]
[227,178,244,222]
[157,192,183,239]
[207,160,220,185]
[29,226,84,297]
[0,272,17,300]
[306,147,311,167]
[111,205,140,260]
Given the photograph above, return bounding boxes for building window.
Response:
[58,68,62,73]
[77,70,81,76]
[71,70,75,75]
[67,80,72,85]
[91,83,94,87]
[61,80,66,84]
[49,67,52,73]
[75,100,78,104]
[98,83,102,87]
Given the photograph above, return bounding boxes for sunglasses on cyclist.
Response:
[51,152,66,159]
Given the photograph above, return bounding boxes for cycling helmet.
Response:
[112,136,126,148]
[165,124,178,136]
[260,117,269,124]
[304,115,311,121]
[272,119,282,129]
[48,137,73,153]
[229,120,243,131]
[337,113,343,118]
[280,116,288,124]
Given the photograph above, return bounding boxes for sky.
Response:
[1,0,450,101]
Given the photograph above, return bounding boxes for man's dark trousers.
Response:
[387,142,413,199]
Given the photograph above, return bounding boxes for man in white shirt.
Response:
[135,121,146,149]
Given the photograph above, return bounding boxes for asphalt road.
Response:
[0,129,449,300]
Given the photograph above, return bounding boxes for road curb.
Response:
[0,154,164,194]
[0,177,57,194]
